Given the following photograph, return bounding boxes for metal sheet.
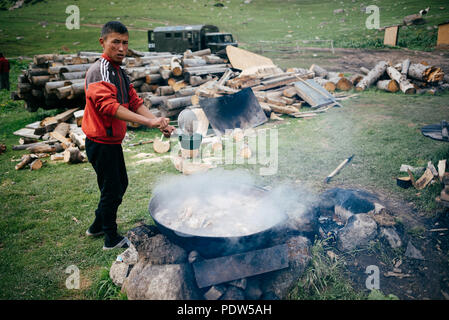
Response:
[294,79,336,109]
[192,244,288,288]
[199,87,268,135]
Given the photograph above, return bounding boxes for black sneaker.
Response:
[103,236,130,250]
[85,226,104,237]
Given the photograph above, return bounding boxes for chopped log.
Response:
[15,154,37,170]
[184,67,227,80]
[63,147,85,164]
[31,75,51,86]
[189,75,212,86]
[33,54,55,65]
[147,95,171,107]
[44,79,84,94]
[171,80,187,92]
[175,87,196,97]
[204,55,225,64]
[31,89,44,98]
[52,63,93,74]
[13,128,42,140]
[386,66,416,94]
[49,131,72,149]
[153,136,170,153]
[74,110,84,126]
[56,85,72,99]
[183,58,207,67]
[54,107,79,123]
[26,68,49,77]
[401,59,410,76]
[252,75,301,91]
[190,48,212,57]
[61,71,86,80]
[376,79,400,92]
[328,76,353,91]
[314,77,337,92]
[309,64,329,78]
[165,96,194,110]
[350,74,364,86]
[170,57,183,77]
[29,159,43,171]
[283,86,299,98]
[13,140,58,151]
[53,122,70,137]
[356,61,388,91]
[145,73,163,84]
[17,83,32,94]
[139,83,153,92]
[360,67,370,75]
[157,86,175,96]
[50,153,65,161]
[408,63,444,83]
[69,132,86,150]
[19,137,38,145]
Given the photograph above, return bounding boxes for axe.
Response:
[324,154,354,184]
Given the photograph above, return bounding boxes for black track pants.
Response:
[85,138,128,242]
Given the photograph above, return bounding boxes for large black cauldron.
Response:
[148,186,287,258]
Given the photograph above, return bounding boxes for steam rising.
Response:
[150,169,318,237]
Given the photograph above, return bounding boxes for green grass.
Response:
[288,238,366,300]
[1,0,449,300]
[1,0,449,57]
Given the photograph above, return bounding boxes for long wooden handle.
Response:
[324,155,354,183]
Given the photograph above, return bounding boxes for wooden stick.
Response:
[324,155,354,183]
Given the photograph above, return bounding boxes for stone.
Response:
[405,241,425,260]
[109,261,129,287]
[380,228,402,248]
[135,233,187,265]
[373,203,385,214]
[333,8,345,14]
[244,278,263,300]
[221,286,245,300]
[261,236,311,299]
[337,214,378,251]
[204,285,226,300]
[228,278,247,290]
[334,205,354,224]
[119,244,138,265]
[126,224,159,254]
[123,261,201,300]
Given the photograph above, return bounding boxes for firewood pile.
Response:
[12,107,87,171]
[351,59,448,95]
[13,48,355,121]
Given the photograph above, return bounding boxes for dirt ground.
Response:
[340,187,449,300]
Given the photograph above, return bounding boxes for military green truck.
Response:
[147,25,237,54]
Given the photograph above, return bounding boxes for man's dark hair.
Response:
[101,21,128,39]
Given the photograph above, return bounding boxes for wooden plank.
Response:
[384,26,399,46]
[192,244,288,288]
[226,46,274,71]
[437,23,449,47]
[13,128,42,140]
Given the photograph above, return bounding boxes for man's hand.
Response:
[160,125,175,138]
[147,117,169,129]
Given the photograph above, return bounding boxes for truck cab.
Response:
[148,25,237,54]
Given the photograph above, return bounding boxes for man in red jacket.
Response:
[82,21,174,250]
[0,53,10,91]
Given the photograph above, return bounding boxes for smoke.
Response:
[150,169,319,238]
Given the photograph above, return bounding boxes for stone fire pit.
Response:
[109,188,410,300]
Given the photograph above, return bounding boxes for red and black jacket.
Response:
[82,53,143,144]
